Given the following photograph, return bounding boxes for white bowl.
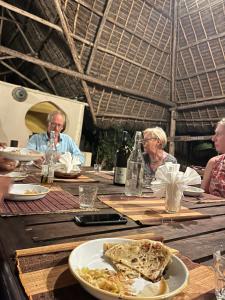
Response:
[6,184,49,201]
[69,238,189,300]
[0,147,43,161]
[2,172,28,182]
[184,186,204,197]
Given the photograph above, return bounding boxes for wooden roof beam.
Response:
[178,31,225,52]
[179,0,224,18]
[86,0,113,75]
[177,118,219,123]
[0,60,45,91]
[96,113,167,122]
[7,9,58,95]
[168,135,212,142]
[177,64,225,81]
[177,98,225,111]
[0,1,170,81]
[0,46,174,107]
[53,0,96,124]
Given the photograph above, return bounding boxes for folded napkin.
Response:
[151,162,201,198]
[58,152,81,173]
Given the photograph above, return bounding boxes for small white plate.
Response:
[1,172,28,182]
[184,186,204,197]
[0,147,43,161]
[6,184,49,201]
[69,238,189,300]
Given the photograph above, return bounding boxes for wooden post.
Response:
[169,0,178,155]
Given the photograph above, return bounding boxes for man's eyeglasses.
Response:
[49,122,63,129]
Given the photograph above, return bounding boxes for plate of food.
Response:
[184,186,204,197]
[0,172,28,182]
[54,170,81,179]
[6,184,49,201]
[54,163,81,179]
[69,238,189,300]
[0,147,43,161]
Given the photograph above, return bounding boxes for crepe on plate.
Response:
[103,239,171,282]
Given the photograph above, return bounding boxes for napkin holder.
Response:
[58,152,81,173]
[151,163,201,213]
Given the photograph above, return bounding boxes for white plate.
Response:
[6,184,49,201]
[69,238,189,300]
[184,186,204,197]
[0,172,28,182]
[0,147,43,161]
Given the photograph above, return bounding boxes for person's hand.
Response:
[0,157,17,171]
[0,177,11,195]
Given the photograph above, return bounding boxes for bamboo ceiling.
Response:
[0,0,225,136]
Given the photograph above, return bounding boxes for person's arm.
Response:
[201,156,217,193]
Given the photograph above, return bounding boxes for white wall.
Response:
[0,81,87,148]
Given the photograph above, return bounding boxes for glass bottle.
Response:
[125,131,144,196]
[113,131,131,186]
[41,131,57,184]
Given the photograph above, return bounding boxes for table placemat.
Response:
[98,195,210,225]
[184,192,225,203]
[23,174,98,184]
[16,237,215,300]
[1,186,97,216]
[53,175,98,183]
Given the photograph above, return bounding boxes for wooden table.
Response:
[0,169,224,299]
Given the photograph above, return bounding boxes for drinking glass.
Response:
[213,244,225,299]
[165,183,182,213]
[79,185,98,209]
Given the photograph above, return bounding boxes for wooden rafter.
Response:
[177,31,225,52]
[6,9,58,95]
[0,60,44,90]
[177,98,225,111]
[177,118,219,122]
[53,0,96,124]
[0,1,170,83]
[96,113,167,123]
[169,135,213,142]
[177,65,225,81]
[0,46,174,107]
[86,0,114,75]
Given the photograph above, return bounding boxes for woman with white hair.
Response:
[202,118,225,197]
[142,127,177,176]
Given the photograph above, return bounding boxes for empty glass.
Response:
[79,185,98,209]
[165,183,182,213]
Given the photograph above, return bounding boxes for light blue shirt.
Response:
[27,133,84,165]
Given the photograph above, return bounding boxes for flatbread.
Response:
[103,243,139,278]
[104,240,171,282]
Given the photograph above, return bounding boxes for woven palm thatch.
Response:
[0,0,225,139]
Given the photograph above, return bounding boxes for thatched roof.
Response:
[0,0,225,141]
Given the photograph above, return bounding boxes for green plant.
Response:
[95,127,134,170]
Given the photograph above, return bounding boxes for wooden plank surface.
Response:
[0,170,224,300]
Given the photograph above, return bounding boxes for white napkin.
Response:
[151,162,201,198]
[59,152,81,173]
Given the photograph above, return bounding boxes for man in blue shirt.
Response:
[27,111,84,165]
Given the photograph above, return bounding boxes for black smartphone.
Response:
[74,213,127,226]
